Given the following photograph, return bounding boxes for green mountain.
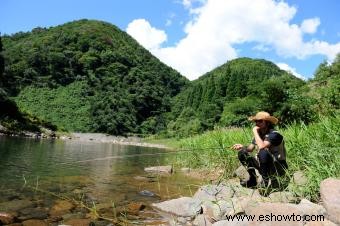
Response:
[167,58,309,137]
[1,19,188,135]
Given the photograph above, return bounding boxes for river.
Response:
[0,136,203,225]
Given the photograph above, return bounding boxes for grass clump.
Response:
[169,115,340,200]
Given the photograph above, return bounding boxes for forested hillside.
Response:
[1,19,188,134]
[1,19,338,137]
[166,57,339,137]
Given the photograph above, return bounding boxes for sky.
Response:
[1,0,340,81]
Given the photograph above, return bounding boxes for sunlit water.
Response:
[0,136,203,224]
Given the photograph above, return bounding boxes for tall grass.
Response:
[169,115,340,200]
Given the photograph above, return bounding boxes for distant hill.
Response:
[167,58,307,136]
[1,19,188,134]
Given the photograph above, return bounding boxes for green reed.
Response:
[169,115,340,200]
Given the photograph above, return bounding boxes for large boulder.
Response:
[245,202,304,226]
[152,197,202,218]
[320,178,340,224]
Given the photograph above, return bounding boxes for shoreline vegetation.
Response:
[159,115,340,201]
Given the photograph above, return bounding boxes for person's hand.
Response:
[252,126,260,133]
[232,144,243,151]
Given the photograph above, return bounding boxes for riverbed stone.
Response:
[152,197,202,218]
[0,212,16,224]
[63,218,93,226]
[18,207,49,221]
[49,200,75,217]
[0,199,35,212]
[320,178,340,224]
[144,165,173,174]
[22,219,48,226]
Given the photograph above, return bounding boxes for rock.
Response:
[152,197,202,218]
[63,218,93,226]
[49,200,75,217]
[181,167,191,173]
[268,191,297,203]
[304,219,338,226]
[144,165,173,174]
[212,219,249,226]
[245,202,304,226]
[193,184,234,203]
[18,207,49,221]
[139,190,157,197]
[126,202,146,214]
[193,214,213,226]
[0,199,35,212]
[292,171,308,186]
[320,178,340,224]
[234,166,249,182]
[22,219,48,226]
[0,212,15,224]
[298,199,327,216]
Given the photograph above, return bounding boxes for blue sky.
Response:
[1,0,339,80]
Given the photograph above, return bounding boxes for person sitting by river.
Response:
[232,111,288,188]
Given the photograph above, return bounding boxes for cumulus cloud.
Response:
[276,62,306,80]
[126,19,167,50]
[127,0,340,80]
[300,18,320,34]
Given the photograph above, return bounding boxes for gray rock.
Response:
[292,171,308,186]
[193,214,213,226]
[298,199,327,216]
[152,197,202,218]
[145,165,173,174]
[234,166,249,182]
[245,202,304,226]
[304,219,338,226]
[268,191,297,203]
[212,219,249,226]
[194,184,234,203]
[320,178,340,224]
[0,199,35,212]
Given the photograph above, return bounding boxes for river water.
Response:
[0,136,203,224]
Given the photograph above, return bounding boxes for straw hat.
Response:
[248,111,279,125]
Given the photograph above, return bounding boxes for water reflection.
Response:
[0,136,202,223]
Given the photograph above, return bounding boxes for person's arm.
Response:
[232,143,255,152]
[253,126,271,149]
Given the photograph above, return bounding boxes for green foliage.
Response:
[220,97,261,127]
[3,19,188,135]
[171,115,340,200]
[309,54,340,115]
[14,81,92,132]
[167,58,306,135]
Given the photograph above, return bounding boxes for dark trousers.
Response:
[238,149,288,186]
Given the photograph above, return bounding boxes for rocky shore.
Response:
[148,166,340,226]
[0,123,169,149]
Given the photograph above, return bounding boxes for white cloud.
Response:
[126,19,167,50]
[300,18,320,34]
[276,62,306,80]
[127,0,340,80]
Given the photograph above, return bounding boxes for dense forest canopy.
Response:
[1,19,188,134]
[0,19,339,137]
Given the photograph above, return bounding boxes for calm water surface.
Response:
[0,136,203,224]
